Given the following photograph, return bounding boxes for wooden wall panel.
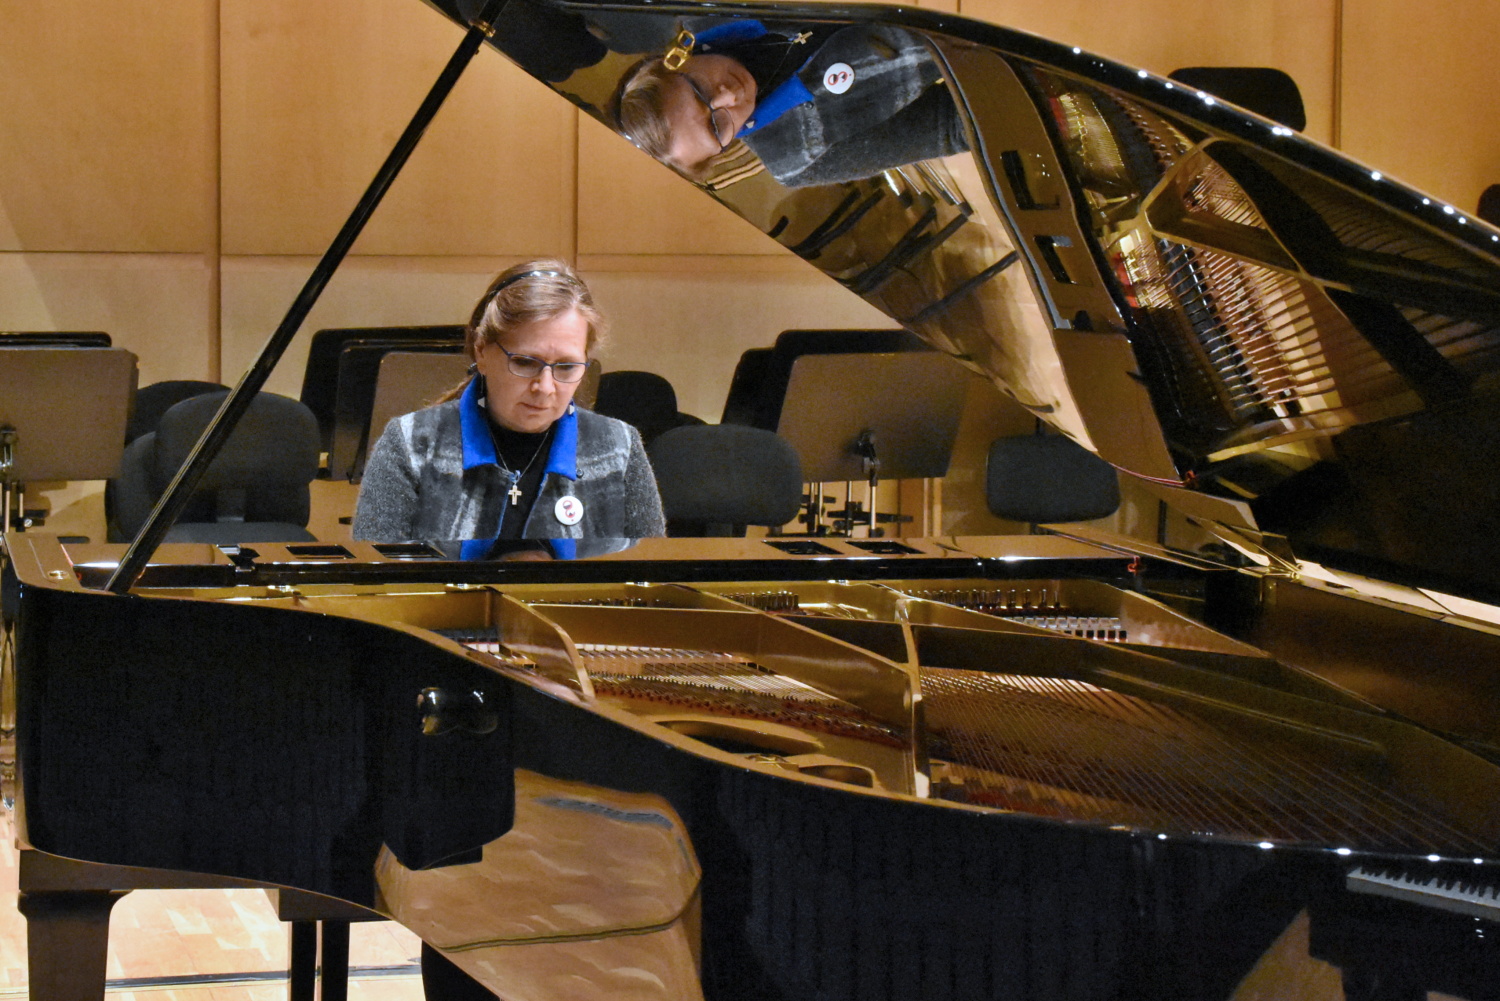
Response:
[219,0,575,257]
[1341,0,1500,213]
[0,1,213,252]
[957,0,1338,143]
[218,256,508,398]
[576,117,790,258]
[0,253,215,385]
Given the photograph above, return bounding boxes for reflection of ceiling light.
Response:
[1443,205,1456,214]
[1423,198,1432,205]
[1370,171,1382,181]
[1271,126,1293,136]
[1137,69,1147,78]
[1072,46,1081,54]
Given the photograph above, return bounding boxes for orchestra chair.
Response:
[986,433,1121,524]
[124,379,229,445]
[107,391,321,544]
[648,424,803,536]
[1478,184,1500,227]
[592,370,705,448]
[1167,67,1306,131]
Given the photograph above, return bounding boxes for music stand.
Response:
[0,347,137,531]
[775,352,966,534]
[300,325,464,451]
[326,339,465,481]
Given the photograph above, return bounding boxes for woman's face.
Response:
[474,306,590,433]
[662,54,758,171]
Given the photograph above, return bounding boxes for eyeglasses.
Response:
[499,346,589,383]
[681,74,734,152]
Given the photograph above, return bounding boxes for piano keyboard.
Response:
[1347,864,1500,922]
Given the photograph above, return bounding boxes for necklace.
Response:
[490,424,552,508]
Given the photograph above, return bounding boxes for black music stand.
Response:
[300,325,464,452]
[326,339,465,481]
[0,347,137,532]
[775,352,965,534]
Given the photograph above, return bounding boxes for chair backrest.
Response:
[126,380,229,445]
[110,391,321,542]
[1479,184,1500,227]
[648,425,804,536]
[986,435,1121,524]
[1167,67,1306,131]
[594,370,705,447]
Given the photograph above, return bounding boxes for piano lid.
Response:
[417,0,1500,603]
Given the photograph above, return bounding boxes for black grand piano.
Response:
[7,0,1500,998]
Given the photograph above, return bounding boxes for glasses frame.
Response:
[681,73,734,153]
[498,345,589,383]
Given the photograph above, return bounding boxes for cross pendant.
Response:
[507,480,523,506]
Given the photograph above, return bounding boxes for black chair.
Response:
[1478,185,1500,227]
[986,434,1121,524]
[593,370,705,448]
[648,425,803,536]
[108,391,321,544]
[1168,67,1306,131]
[125,380,229,445]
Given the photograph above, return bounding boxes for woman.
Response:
[353,261,666,543]
[615,21,967,187]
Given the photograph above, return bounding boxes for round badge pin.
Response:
[822,62,855,94]
[554,495,584,526]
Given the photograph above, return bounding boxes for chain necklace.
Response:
[477,381,553,512]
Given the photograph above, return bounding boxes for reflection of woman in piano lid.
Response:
[614,21,969,188]
[352,261,666,544]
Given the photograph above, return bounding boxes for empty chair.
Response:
[126,380,229,445]
[109,391,321,544]
[1478,185,1500,227]
[648,425,803,536]
[986,434,1120,524]
[1168,67,1306,131]
[593,370,704,448]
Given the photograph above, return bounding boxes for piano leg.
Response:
[16,888,127,1001]
[289,921,318,1001]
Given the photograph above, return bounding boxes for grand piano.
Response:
[6,0,1500,998]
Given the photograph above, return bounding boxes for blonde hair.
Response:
[437,260,605,403]
[616,59,677,162]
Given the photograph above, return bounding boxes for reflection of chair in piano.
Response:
[1167,67,1307,131]
[986,431,1121,526]
[108,391,321,543]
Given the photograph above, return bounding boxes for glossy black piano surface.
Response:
[9,0,1500,998]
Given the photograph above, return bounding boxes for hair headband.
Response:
[491,268,579,294]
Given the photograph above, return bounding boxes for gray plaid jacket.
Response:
[744,25,968,187]
[353,394,665,543]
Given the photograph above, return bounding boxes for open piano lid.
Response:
[418,0,1500,605]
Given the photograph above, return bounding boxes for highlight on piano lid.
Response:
[4,0,1500,998]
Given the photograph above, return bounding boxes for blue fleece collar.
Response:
[459,377,578,481]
